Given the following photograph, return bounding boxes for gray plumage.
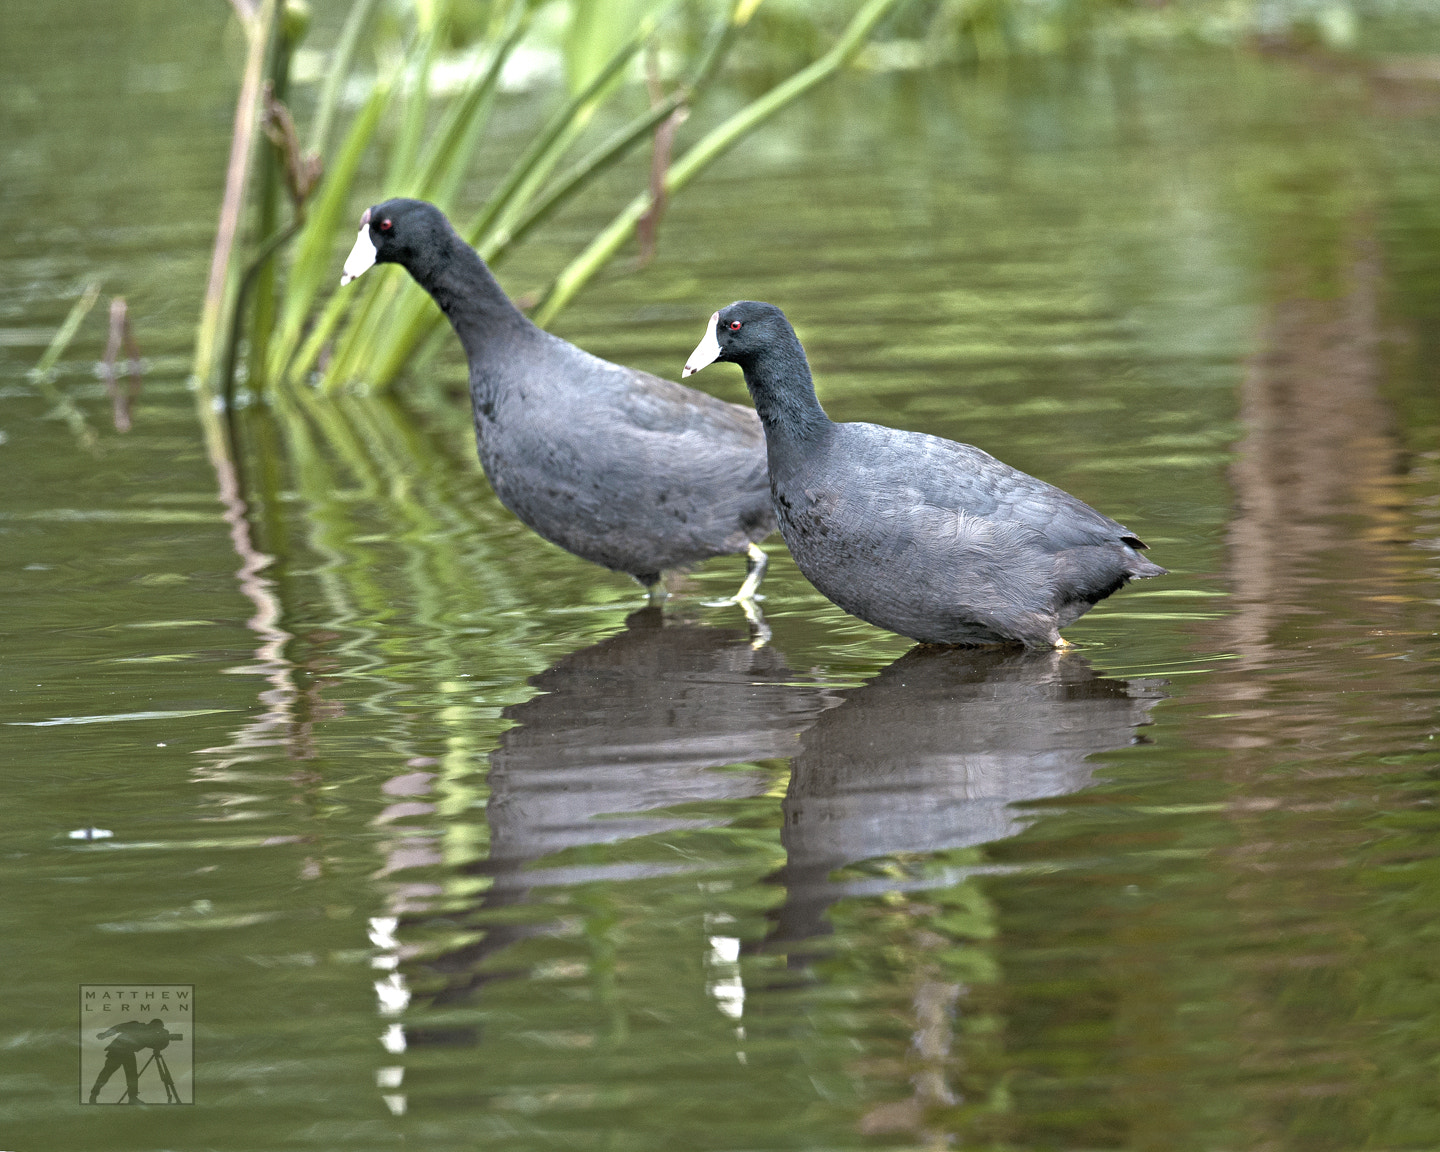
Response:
[687,301,1166,647]
[351,200,774,589]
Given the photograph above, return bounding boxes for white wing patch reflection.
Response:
[380,1023,406,1054]
[707,935,745,1020]
[371,916,410,1114]
[706,927,748,1064]
[374,971,410,1016]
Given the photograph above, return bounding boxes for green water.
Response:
[5,4,1440,1149]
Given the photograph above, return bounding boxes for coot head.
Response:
[341,198,449,285]
[683,300,796,377]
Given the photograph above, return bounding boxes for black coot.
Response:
[340,199,774,603]
[683,301,1166,647]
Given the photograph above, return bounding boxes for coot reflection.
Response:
[769,646,1165,945]
[423,609,831,1005]
[486,609,829,884]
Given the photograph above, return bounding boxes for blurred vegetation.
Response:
[198,0,1407,408]
[196,0,913,401]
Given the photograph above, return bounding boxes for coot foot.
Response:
[702,542,769,608]
[738,592,772,649]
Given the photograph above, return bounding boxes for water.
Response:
[4,5,1440,1148]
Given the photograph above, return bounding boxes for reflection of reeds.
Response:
[28,281,103,453]
[191,386,546,878]
[230,383,561,760]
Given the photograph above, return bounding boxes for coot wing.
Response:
[836,423,1142,553]
[615,365,769,445]
[486,348,770,572]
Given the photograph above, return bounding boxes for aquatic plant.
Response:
[195,0,912,399]
[194,0,1386,404]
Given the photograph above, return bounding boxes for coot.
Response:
[683,301,1166,647]
[340,200,774,603]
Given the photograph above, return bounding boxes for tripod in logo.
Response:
[88,1019,183,1104]
[79,985,193,1104]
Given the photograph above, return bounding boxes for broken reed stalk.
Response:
[247,2,310,390]
[220,85,324,405]
[102,297,143,433]
[32,282,102,382]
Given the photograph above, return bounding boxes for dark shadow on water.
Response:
[418,608,833,1013]
[767,646,1167,950]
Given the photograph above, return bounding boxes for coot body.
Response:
[341,200,774,595]
[683,301,1165,647]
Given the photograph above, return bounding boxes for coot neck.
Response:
[408,227,535,360]
[738,341,831,447]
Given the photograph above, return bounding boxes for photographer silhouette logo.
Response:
[79,985,193,1104]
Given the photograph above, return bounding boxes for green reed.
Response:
[194,0,916,402]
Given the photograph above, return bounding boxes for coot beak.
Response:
[682,312,722,377]
[340,220,377,286]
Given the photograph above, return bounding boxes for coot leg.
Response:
[739,593,772,648]
[704,542,769,608]
[646,580,668,608]
[738,542,769,601]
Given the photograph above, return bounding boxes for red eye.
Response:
[728,320,741,331]
[379,218,393,232]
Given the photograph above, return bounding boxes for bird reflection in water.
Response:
[762,645,1164,1140]
[769,646,1166,947]
[420,608,831,1009]
[409,621,1163,1117]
